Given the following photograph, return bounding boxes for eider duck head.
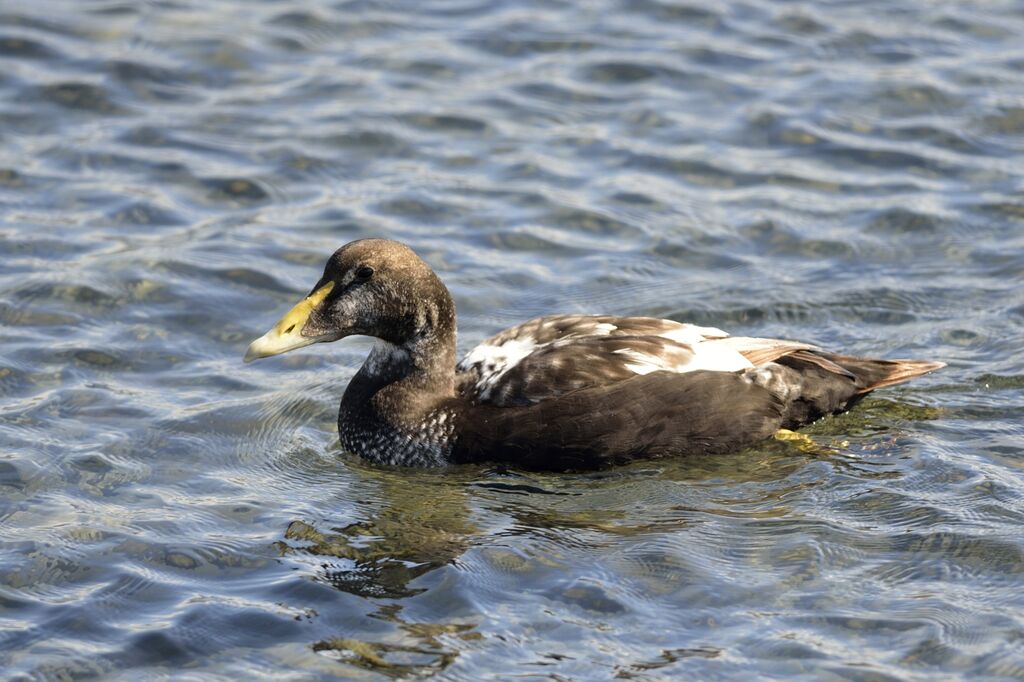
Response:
[243,239,455,364]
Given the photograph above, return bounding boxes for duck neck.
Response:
[338,308,459,466]
[356,333,456,396]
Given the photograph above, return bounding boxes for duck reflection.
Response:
[311,603,479,677]
[276,459,479,599]
[277,460,482,674]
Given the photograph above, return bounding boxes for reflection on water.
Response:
[281,465,477,600]
[286,473,479,675]
[2,0,1024,678]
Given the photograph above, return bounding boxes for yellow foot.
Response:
[774,428,820,453]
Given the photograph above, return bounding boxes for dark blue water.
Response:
[2,0,1023,678]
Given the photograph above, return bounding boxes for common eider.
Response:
[244,239,944,470]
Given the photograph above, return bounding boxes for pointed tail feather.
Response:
[825,355,947,393]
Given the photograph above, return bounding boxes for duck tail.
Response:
[824,354,946,393]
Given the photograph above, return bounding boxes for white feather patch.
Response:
[615,341,752,376]
[659,324,729,345]
[614,348,676,375]
[591,322,618,335]
[685,343,754,372]
[462,336,538,399]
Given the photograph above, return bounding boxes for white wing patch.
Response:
[658,323,729,345]
[461,336,538,400]
[614,348,680,375]
[614,341,753,376]
[683,342,754,372]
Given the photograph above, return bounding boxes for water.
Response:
[1,0,1023,678]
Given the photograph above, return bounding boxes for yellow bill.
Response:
[243,282,335,363]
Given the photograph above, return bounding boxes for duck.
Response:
[244,238,944,470]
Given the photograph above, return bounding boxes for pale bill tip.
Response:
[243,332,275,363]
[242,343,260,363]
[243,328,324,363]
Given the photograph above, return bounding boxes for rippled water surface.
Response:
[2,0,1024,678]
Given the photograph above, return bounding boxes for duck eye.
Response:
[354,265,374,280]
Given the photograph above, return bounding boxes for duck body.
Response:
[245,239,944,471]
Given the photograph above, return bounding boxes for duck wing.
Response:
[464,314,730,348]
[456,314,943,412]
[451,351,945,470]
[456,314,834,407]
[456,314,739,406]
[466,334,759,406]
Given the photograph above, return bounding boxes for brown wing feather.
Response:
[786,350,857,381]
[714,337,818,366]
[472,314,724,349]
[713,338,858,380]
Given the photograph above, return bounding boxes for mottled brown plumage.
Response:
[244,239,945,470]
